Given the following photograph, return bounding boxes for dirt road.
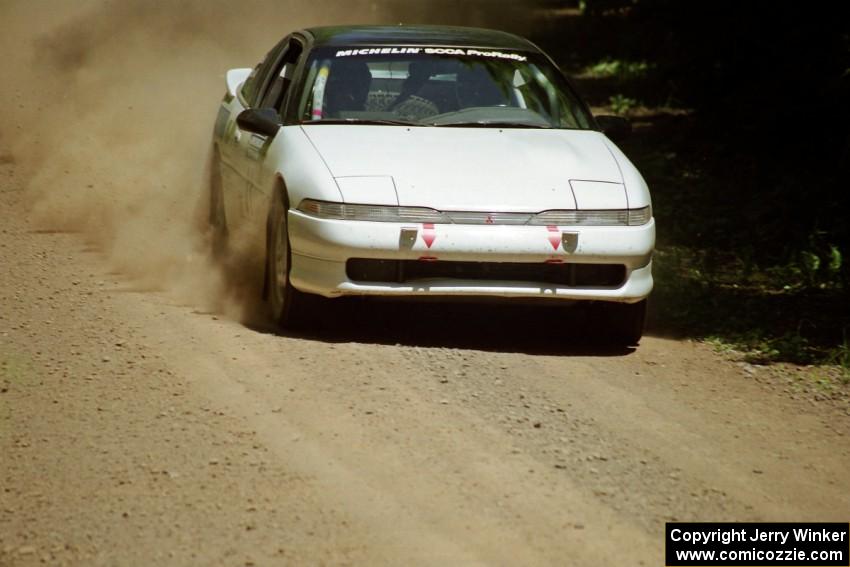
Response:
[1,1,849,565]
[2,161,849,565]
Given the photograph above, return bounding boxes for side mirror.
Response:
[236,108,281,138]
[595,115,632,143]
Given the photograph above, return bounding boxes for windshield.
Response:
[296,46,593,129]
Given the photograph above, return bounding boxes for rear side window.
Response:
[240,65,262,106]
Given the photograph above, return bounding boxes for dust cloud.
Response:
[0,0,538,322]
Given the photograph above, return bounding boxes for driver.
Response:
[389,61,433,110]
[456,65,507,108]
[390,60,440,120]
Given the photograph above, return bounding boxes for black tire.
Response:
[600,299,647,346]
[209,146,229,259]
[266,188,308,329]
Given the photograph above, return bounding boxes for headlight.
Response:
[530,205,651,226]
[530,209,629,226]
[297,199,448,223]
[297,199,652,226]
[626,205,652,226]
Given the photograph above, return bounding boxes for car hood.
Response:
[301,125,625,212]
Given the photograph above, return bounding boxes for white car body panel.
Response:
[265,126,343,204]
[294,255,653,301]
[602,138,652,209]
[287,212,654,301]
[288,212,654,264]
[301,125,627,211]
[335,175,398,205]
[569,180,627,209]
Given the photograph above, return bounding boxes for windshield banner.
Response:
[334,47,527,62]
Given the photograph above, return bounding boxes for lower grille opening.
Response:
[346,259,626,287]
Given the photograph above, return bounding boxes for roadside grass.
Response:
[826,337,850,385]
[648,243,850,385]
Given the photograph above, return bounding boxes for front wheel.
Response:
[267,190,308,329]
[600,299,647,346]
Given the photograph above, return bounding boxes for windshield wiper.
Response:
[429,121,554,129]
[303,118,420,126]
[304,118,556,129]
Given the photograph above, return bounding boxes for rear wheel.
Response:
[267,189,308,329]
[600,299,647,346]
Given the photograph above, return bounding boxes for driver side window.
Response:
[257,38,304,113]
[240,38,288,108]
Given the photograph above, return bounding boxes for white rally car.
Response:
[210,25,654,343]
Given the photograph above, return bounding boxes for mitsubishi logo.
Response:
[484,214,495,224]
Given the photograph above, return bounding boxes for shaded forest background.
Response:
[396,0,850,367]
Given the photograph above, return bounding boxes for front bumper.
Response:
[287,210,655,302]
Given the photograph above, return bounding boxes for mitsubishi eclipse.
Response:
[209,25,655,343]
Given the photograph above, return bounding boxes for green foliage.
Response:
[584,58,654,80]
[800,250,820,277]
[829,246,843,273]
[740,333,812,365]
[826,334,850,383]
[608,94,639,114]
[795,235,844,287]
[651,243,848,372]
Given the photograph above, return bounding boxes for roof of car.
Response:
[302,25,539,52]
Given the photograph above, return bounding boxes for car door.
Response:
[218,38,288,228]
[215,71,250,209]
[243,36,305,216]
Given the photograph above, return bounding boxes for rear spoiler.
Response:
[225,68,251,98]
